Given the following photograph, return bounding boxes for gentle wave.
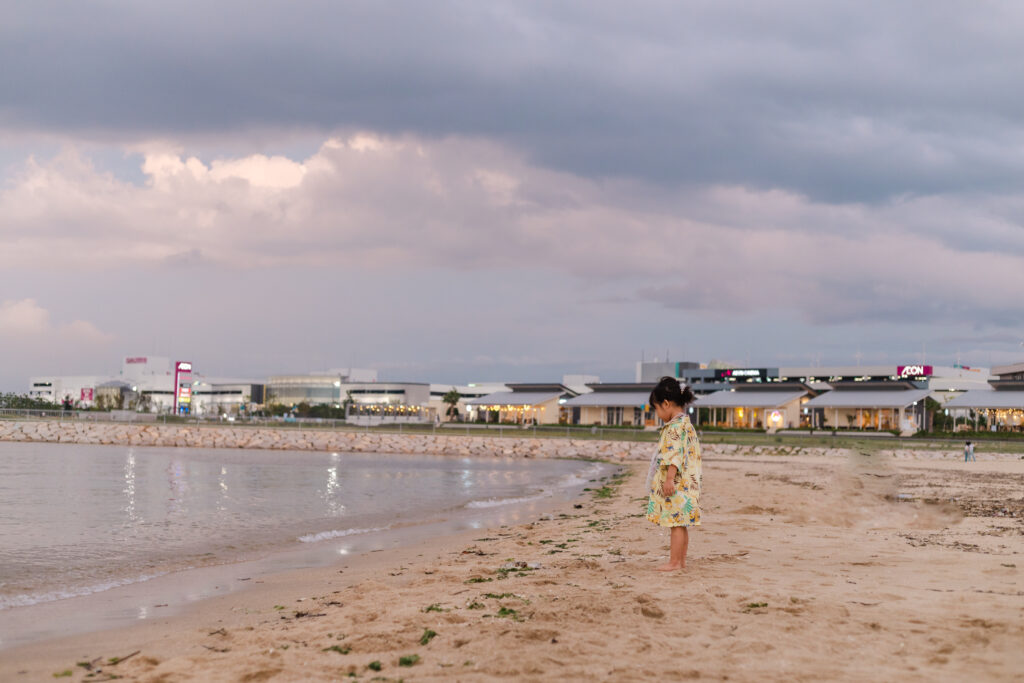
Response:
[466,492,549,508]
[297,526,388,543]
[465,462,607,509]
[0,571,168,610]
[556,462,605,488]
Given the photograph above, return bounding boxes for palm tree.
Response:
[442,388,461,422]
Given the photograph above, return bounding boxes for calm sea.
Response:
[0,442,601,613]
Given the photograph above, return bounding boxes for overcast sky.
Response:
[2,1,1023,390]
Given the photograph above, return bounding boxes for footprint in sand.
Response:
[634,594,665,619]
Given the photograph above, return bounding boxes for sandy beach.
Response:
[2,451,1022,682]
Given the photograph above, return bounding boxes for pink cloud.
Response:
[2,133,1023,327]
[0,298,113,345]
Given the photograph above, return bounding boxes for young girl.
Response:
[645,376,701,571]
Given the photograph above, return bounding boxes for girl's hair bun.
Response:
[649,376,695,408]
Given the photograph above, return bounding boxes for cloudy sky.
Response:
[2,1,1023,390]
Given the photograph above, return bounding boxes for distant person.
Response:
[964,441,976,462]
[644,376,702,572]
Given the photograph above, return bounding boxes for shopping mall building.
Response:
[944,362,1024,431]
[635,360,996,433]
[30,356,265,416]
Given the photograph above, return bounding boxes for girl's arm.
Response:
[661,465,677,497]
[660,423,684,497]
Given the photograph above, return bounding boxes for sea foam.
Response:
[0,571,168,610]
[297,526,388,543]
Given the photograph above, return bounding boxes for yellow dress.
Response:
[646,414,702,527]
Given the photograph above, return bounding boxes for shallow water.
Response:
[0,442,596,612]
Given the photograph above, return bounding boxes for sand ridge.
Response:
[2,455,1022,681]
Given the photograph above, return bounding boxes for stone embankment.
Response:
[0,421,652,460]
[0,421,1019,461]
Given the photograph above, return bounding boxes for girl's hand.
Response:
[662,464,678,498]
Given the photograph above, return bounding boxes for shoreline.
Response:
[2,454,1021,681]
[0,448,611,652]
[0,462,625,679]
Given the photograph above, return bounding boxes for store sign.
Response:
[897,365,933,379]
[80,388,94,401]
[715,368,769,381]
[125,357,148,364]
[174,361,193,412]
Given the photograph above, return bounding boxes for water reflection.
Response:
[123,450,137,524]
[217,467,229,513]
[322,466,345,516]
[166,458,188,516]
[0,443,590,619]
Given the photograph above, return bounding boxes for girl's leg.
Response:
[670,526,689,567]
[656,526,689,571]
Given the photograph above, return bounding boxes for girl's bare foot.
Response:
[654,562,684,572]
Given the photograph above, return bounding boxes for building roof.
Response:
[584,382,655,393]
[945,391,1024,409]
[696,390,807,408]
[563,391,651,407]
[97,380,132,389]
[779,365,899,377]
[506,383,575,394]
[992,362,1024,378]
[804,389,931,409]
[465,391,563,407]
[989,380,1024,391]
[826,380,921,390]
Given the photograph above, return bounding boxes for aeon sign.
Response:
[174,361,193,414]
[897,365,933,379]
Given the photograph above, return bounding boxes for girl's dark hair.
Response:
[649,376,695,408]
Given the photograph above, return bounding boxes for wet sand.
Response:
[2,454,1021,681]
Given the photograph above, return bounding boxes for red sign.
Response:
[80,388,94,401]
[125,357,148,364]
[897,365,933,379]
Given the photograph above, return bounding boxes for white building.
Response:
[29,356,263,415]
[29,375,107,407]
[428,383,509,421]
[562,383,653,426]
[945,362,1024,431]
[466,383,578,425]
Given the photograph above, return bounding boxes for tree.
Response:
[442,388,461,422]
[133,392,153,413]
[923,397,943,433]
[342,390,355,417]
[0,393,59,410]
[94,393,117,411]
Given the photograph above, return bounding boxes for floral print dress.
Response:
[646,414,702,527]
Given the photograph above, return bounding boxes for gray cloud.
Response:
[3,135,1023,330]
[4,2,1024,202]
[3,4,1024,390]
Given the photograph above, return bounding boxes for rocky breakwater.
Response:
[0,421,655,461]
[2,422,1019,461]
[708,441,1023,461]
